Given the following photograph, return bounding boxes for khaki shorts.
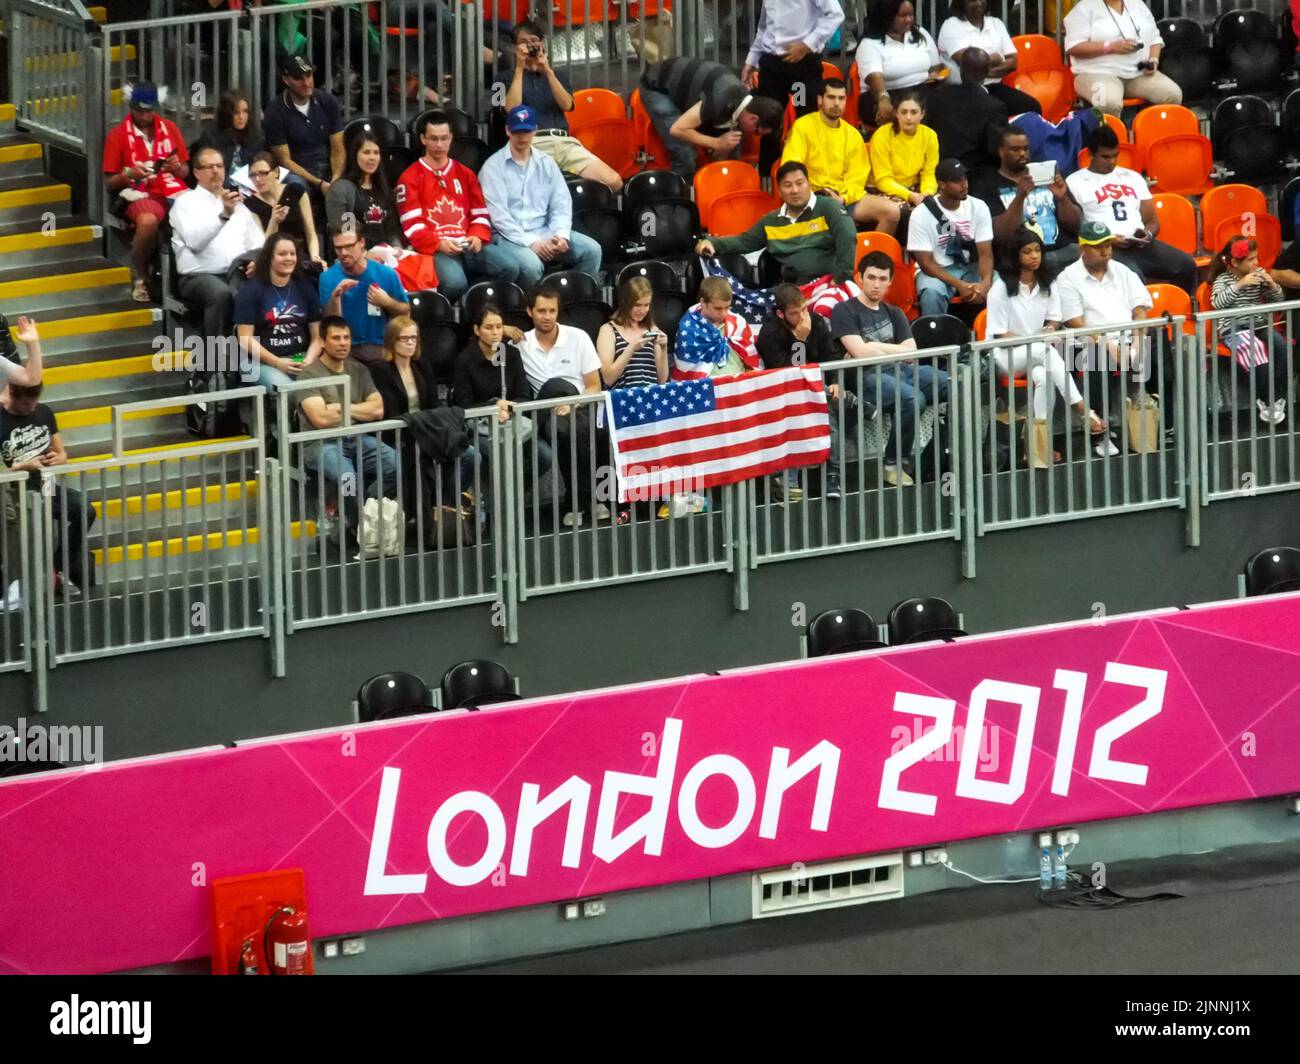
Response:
[534,133,598,175]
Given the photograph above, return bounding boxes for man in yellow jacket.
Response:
[781,78,901,236]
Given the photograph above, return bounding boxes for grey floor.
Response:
[464,842,1300,975]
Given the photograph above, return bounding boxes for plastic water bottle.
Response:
[1039,846,1053,891]
[1053,844,1069,889]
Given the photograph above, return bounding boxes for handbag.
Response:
[1124,393,1161,454]
[1025,418,1053,469]
[427,503,476,550]
[355,496,404,559]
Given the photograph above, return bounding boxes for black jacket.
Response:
[371,357,441,419]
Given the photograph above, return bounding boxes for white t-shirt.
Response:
[855,29,941,92]
[1064,0,1162,78]
[907,195,994,270]
[520,324,601,395]
[1057,257,1152,326]
[936,15,1015,85]
[986,275,1062,337]
[1064,165,1150,238]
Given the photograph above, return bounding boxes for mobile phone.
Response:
[222,177,240,193]
[277,187,294,207]
[1137,60,1155,71]
[1132,228,1149,240]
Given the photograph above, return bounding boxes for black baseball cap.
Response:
[278,54,314,77]
[935,158,969,182]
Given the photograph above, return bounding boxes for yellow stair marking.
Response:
[0,265,129,302]
[9,308,155,343]
[69,435,252,464]
[0,225,97,254]
[29,88,123,115]
[0,143,41,164]
[93,521,315,565]
[58,403,185,431]
[92,479,258,519]
[42,352,163,386]
[25,44,134,71]
[0,104,15,123]
[0,184,69,210]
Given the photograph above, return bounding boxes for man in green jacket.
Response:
[695,161,857,285]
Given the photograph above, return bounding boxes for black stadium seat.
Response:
[342,114,409,183]
[888,597,967,644]
[911,314,969,350]
[1281,88,1300,154]
[806,608,887,656]
[1214,8,1278,54]
[441,659,520,710]
[1158,46,1217,103]
[1221,124,1287,183]
[572,207,624,263]
[461,281,530,339]
[627,199,700,260]
[651,289,691,349]
[408,289,452,324]
[1244,547,1300,596]
[408,290,458,387]
[568,178,616,212]
[443,107,478,140]
[1158,16,1204,50]
[1224,37,1286,94]
[357,672,435,722]
[548,269,603,304]
[449,136,491,171]
[559,299,613,342]
[1211,95,1273,159]
[1282,176,1300,242]
[618,259,680,293]
[622,170,690,223]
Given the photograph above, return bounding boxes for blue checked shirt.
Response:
[480,144,572,247]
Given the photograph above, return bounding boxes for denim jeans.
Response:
[434,243,524,301]
[304,435,399,530]
[865,363,951,464]
[489,231,602,287]
[916,261,982,318]
[638,86,700,177]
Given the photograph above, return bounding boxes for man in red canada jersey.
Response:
[396,111,522,301]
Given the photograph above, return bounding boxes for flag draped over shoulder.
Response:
[605,366,832,503]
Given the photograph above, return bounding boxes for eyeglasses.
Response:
[396,335,419,343]
[194,163,224,171]
[249,168,272,177]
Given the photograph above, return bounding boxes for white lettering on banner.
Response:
[1088,664,1167,786]
[878,694,957,816]
[759,741,841,839]
[364,766,429,895]
[510,776,592,876]
[955,680,1038,805]
[427,792,508,887]
[677,755,757,848]
[592,717,684,863]
[879,663,1170,815]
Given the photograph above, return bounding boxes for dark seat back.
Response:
[441,659,517,710]
[807,608,885,656]
[1244,547,1300,596]
[357,671,435,722]
[888,597,966,645]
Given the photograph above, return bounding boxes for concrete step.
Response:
[14,306,161,356]
[0,225,105,269]
[67,428,251,462]
[0,265,131,315]
[89,479,260,536]
[91,519,314,574]
[0,142,46,179]
[45,373,182,417]
[0,253,108,285]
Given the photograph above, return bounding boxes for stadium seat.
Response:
[409,290,459,386]
[706,250,763,287]
[624,170,691,221]
[408,107,472,147]
[618,259,680,293]
[630,88,672,171]
[1219,124,1288,184]
[1158,16,1205,49]
[694,162,761,229]
[408,289,453,324]
[1078,114,1140,168]
[572,207,624,261]
[1214,8,1278,53]
[1210,212,1281,269]
[548,270,603,304]
[1194,282,1235,359]
[449,136,491,171]
[357,672,435,722]
[1281,176,1300,242]
[1211,95,1273,158]
[573,118,639,180]
[342,114,408,183]
[559,299,614,342]
[1010,33,1064,71]
[707,189,779,237]
[1145,283,1196,335]
[1224,37,1286,93]
[887,596,966,644]
[1200,184,1267,248]
[1244,546,1300,596]
[806,608,887,656]
[855,229,905,271]
[1282,88,1300,154]
[569,87,628,132]
[845,61,862,128]
[1144,133,1214,195]
[568,178,617,212]
[440,659,520,710]
[1151,192,1206,266]
[627,199,701,259]
[1007,66,1074,122]
[1132,104,1201,161]
[651,289,691,349]
[547,0,609,27]
[463,281,527,325]
[973,309,987,340]
[911,314,969,350]
[1157,45,1217,104]
[855,236,916,318]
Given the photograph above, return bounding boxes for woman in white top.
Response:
[1064,0,1182,116]
[937,0,1042,116]
[988,228,1108,441]
[856,0,947,128]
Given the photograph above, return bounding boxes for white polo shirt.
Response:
[520,324,601,395]
[1057,257,1152,327]
[1065,165,1150,239]
[936,15,1016,84]
[1063,0,1162,78]
[855,29,941,92]
[986,275,1062,336]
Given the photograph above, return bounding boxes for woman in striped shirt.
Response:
[596,277,669,390]
[1210,235,1291,426]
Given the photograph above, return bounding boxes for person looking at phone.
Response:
[102,81,190,302]
[245,150,325,269]
[502,20,624,193]
[595,277,669,390]
[1065,124,1196,294]
[169,146,265,338]
[1064,0,1181,116]
[971,126,1082,270]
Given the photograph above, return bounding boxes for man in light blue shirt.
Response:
[480,104,602,287]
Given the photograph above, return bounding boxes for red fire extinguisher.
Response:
[264,906,311,976]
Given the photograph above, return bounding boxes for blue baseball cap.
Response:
[129,81,159,110]
[506,105,537,133]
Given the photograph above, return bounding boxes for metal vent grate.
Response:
[752,853,905,918]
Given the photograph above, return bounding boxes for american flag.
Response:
[700,259,860,324]
[605,366,831,502]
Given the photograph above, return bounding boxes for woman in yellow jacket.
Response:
[867,91,939,243]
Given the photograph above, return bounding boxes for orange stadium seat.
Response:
[1144,133,1214,196]
[1146,283,1196,336]
[1005,35,1073,121]
[1132,104,1201,161]
[1200,183,1268,247]
[707,189,779,236]
[572,117,640,180]
[1151,192,1209,267]
[854,230,916,317]
[549,0,609,27]
[570,88,628,133]
[630,88,672,171]
[1079,113,1139,169]
[845,61,862,128]
[695,162,760,228]
[1211,213,1282,269]
[1195,282,1235,358]
[1010,34,1064,71]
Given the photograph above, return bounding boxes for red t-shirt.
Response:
[103,114,190,198]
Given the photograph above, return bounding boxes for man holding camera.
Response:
[502,20,625,193]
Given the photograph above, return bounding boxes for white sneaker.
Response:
[1274,399,1288,423]
[1258,399,1276,425]
[882,464,914,487]
[0,579,19,612]
[562,511,585,528]
[594,502,611,521]
[1095,437,1120,457]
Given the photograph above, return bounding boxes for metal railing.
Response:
[0,471,31,674]
[510,388,736,598]
[32,388,269,668]
[274,375,503,630]
[1193,297,1300,505]
[750,345,963,565]
[969,316,1186,533]
[8,0,98,151]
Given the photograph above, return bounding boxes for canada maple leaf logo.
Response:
[428,195,465,232]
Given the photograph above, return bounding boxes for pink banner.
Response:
[3,594,1300,974]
